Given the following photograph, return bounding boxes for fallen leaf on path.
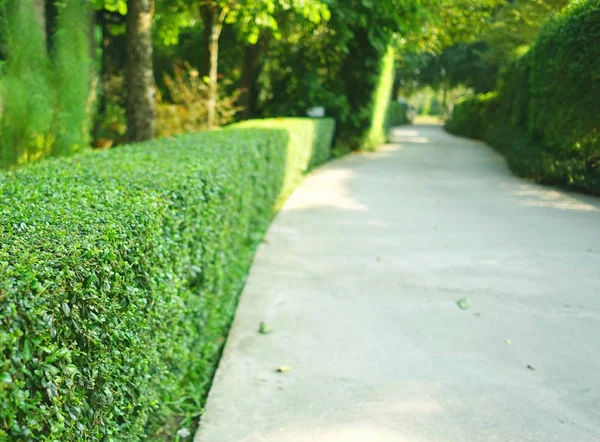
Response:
[259,322,272,335]
[457,298,470,310]
[277,365,292,374]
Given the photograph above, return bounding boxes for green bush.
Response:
[0,0,53,167]
[445,0,600,194]
[496,52,531,132]
[524,0,600,192]
[386,101,411,129]
[364,45,396,150]
[445,92,499,140]
[0,118,335,440]
[51,0,92,157]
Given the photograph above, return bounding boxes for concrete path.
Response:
[195,125,600,442]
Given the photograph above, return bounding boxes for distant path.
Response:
[195,125,600,442]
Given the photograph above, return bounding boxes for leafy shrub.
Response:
[445,92,499,140]
[156,63,242,138]
[386,101,411,129]
[260,27,396,152]
[0,118,335,440]
[52,0,92,156]
[364,45,396,150]
[524,0,600,192]
[0,0,53,167]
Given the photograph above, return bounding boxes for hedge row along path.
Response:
[195,124,600,442]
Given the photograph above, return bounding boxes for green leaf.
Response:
[456,298,470,310]
[258,322,272,335]
[0,372,12,383]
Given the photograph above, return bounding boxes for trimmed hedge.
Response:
[386,101,411,129]
[445,0,600,194]
[0,118,335,440]
[364,45,396,150]
[445,92,499,140]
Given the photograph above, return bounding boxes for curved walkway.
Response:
[195,125,600,442]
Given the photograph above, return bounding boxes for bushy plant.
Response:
[157,63,242,138]
[445,92,499,140]
[0,0,91,168]
[0,118,334,441]
[386,101,411,129]
[365,45,396,150]
[0,0,53,167]
[52,0,92,156]
[525,0,600,191]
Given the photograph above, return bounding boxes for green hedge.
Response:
[0,118,335,440]
[445,92,499,140]
[445,0,600,194]
[386,101,411,129]
[364,45,396,150]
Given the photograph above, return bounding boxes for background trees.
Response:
[0,0,435,168]
[0,0,571,167]
[394,0,570,118]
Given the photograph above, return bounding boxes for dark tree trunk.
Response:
[44,0,56,50]
[239,34,270,120]
[441,81,448,120]
[125,0,156,141]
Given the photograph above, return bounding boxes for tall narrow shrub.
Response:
[52,0,92,156]
[0,0,92,168]
[0,0,53,167]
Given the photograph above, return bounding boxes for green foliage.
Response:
[446,0,600,194]
[525,0,600,191]
[484,0,569,62]
[0,0,53,167]
[52,0,92,156]
[386,101,411,128]
[365,45,396,149]
[445,92,499,140]
[0,0,92,168]
[157,63,241,138]
[257,0,427,150]
[0,118,335,440]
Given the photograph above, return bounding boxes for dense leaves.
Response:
[0,118,335,440]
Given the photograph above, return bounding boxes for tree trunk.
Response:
[32,0,47,45]
[125,0,156,142]
[206,9,227,129]
[441,81,448,120]
[86,7,99,125]
[239,34,270,120]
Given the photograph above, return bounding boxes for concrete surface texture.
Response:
[195,125,600,442]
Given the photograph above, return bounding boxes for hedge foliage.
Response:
[386,101,411,129]
[364,45,396,150]
[445,92,499,140]
[445,0,600,194]
[0,118,335,441]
